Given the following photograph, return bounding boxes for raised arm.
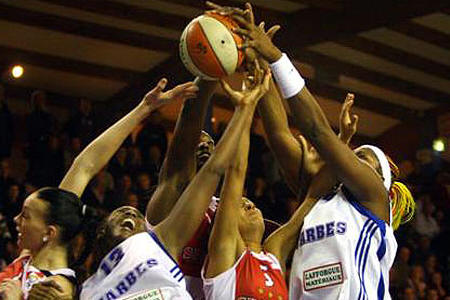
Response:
[205,75,256,278]
[146,78,217,225]
[231,8,387,217]
[154,68,271,260]
[59,79,198,197]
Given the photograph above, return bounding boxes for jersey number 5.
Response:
[260,265,274,287]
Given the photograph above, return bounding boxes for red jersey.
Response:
[179,196,219,299]
[202,250,288,300]
[0,255,75,299]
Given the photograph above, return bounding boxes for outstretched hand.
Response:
[221,60,271,107]
[206,2,281,63]
[142,78,199,112]
[339,93,359,144]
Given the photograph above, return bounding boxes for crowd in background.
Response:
[0,86,449,299]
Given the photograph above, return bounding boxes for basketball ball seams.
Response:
[197,18,228,77]
[179,13,243,80]
[186,19,226,78]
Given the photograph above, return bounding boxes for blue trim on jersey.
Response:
[342,187,387,236]
[147,231,185,282]
[356,221,376,300]
[377,272,385,300]
[361,225,379,300]
[377,237,386,261]
[355,220,372,296]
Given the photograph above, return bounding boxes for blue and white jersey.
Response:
[289,188,397,300]
[81,231,192,300]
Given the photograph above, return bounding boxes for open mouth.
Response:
[120,218,136,232]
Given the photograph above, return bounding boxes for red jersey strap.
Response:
[0,256,29,282]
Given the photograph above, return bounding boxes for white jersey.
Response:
[290,188,397,300]
[81,231,192,300]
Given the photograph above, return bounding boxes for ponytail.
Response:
[390,181,415,230]
[36,187,101,270]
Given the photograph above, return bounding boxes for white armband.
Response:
[269,53,305,99]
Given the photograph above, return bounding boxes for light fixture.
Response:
[432,138,446,152]
[11,65,24,78]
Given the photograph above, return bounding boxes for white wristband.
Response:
[270,53,305,99]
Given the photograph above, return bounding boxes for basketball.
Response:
[179,12,244,80]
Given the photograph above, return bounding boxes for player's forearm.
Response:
[66,104,148,180]
[204,104,256,175]
[258,80,291,136]
[160,78,217,181]
[258,80,302,191]
[288,87,335,150]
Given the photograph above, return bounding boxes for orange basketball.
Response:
[179,12,244,80]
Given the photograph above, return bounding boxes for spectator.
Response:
[429,272,447,299]
[424,254,438,279]
[25,90,57,185]
[135,110,167,162]
[63,136,82,171]
[108,146,128,179]
[0,85,14,159]
[123,192,139,209]
[135,172,153,214]
[82,169,114,212]
[392,246,412,291]
[0,158,14,200]
[426,289,439,300]
[403,287,417,300]
[408,265,427,299]
[66,97,96,145]
[415,195,440,239]
[111,173,134,209]
[127,145,143,176]
[143,144,163,182]
[413,235,433,265]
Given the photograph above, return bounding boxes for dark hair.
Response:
[37,187,89,242]
[36,187,100,268]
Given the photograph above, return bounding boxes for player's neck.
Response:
[32,244,69,270]
[246,241,263,253]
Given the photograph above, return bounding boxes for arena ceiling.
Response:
[0,0,449,138]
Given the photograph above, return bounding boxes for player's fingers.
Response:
[351,114,359,126]
[205,1,222,10]
[233,27,250,37]
[231,15,252,29]
[37,280,64,292]
[258,21,266,31]
[262,69,272,92]
[150,78,168,96]
[220,79,236,96]
[267,25,281,39]
[253,59,263,84]
[245,2,255,24]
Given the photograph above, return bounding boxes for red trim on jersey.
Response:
[0,256,28,282]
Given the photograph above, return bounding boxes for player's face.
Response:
[102,206,147,246]
[196,132,215,170]
[14,193,49,253]
[355,148,383,179]
[238,198,265,236]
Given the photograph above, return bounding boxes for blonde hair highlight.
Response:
[386,156,415,230]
